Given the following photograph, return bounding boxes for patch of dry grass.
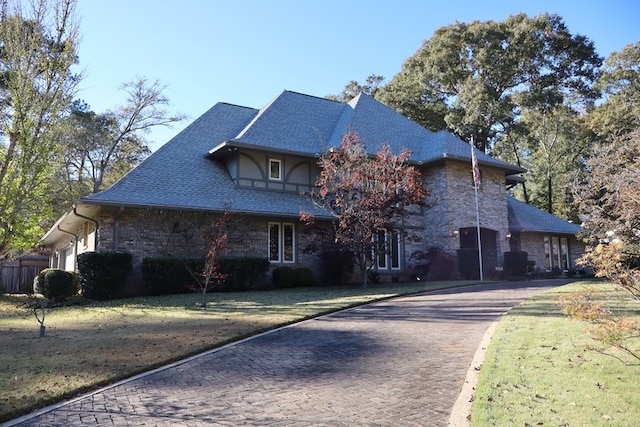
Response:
[0,282,465,422]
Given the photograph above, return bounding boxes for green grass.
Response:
[0,281,468,423]
[472,281,640,426]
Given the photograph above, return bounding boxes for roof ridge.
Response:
[235,92,284,139]
[282,89,343,104]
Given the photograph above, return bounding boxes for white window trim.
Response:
[268,222,295,263]
[282,223,295,263]
[374,230,401,271]
[544,235,571,272]
[269,222,281,262]
[269,158,282,181]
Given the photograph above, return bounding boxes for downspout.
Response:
[73,205,99,252]
[57,225,79,271]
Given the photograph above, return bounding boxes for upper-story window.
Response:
[269,158,282,181]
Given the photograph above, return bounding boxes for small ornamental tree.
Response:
[302,131,428,287]
[574,129,640,298]
[195,210,232,307]
[566,129,640,364]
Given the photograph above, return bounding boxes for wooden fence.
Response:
[1,256,49,294]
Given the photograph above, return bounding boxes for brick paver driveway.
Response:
[7,280,570,427]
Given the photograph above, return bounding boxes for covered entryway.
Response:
[457,227,498,279]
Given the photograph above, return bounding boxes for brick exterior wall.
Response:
[515,233,584,274]
[51,161,584,286]
[95,207,329,281]
[408,161,511,279]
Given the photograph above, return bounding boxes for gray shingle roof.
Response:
[211,91,524,174]
[507,196,580,235]
[81,90,525,218]
[81,100,329,217]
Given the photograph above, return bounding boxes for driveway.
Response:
[6,280,569,427]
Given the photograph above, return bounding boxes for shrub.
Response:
[77,252,132,300]
[409,247,456,281]
[428,250,456,280]
[295,267,315,287]
[141,256,270,294]
[33,268,80,300]
[218,257,270,291]
[504,251,528,276]
[142,257,198,295]
[319,249,354,285]
[272,266,296,288]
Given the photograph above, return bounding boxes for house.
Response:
[41,90,583,286]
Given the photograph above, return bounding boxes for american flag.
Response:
[471,145,481,188]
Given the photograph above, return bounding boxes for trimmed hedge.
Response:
[141,256,270,295]
[142,257,200,295]
[33,268,80,300]
[217,257,270,291]
[295,267,315,287]
[77,252,132,300]
[272,266,296,288]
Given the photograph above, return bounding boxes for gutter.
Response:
[73,205,99,251]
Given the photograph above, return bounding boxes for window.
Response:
[544,236,551,270]
[544,235,570,272]
[560,238,569,271]
[552,237,560,270]
[269,159,282,181]
[268,222,295,263]
[374,230,401,270]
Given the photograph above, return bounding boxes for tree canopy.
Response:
[378,13,602,153]
[0,0,80,253]
[0,1,184,255]
[588,41,640,143]
[53,77,184,213]
[573,129,640,297]
[302,131,428,287]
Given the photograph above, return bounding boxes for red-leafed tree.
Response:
[302,131,428,287]
[196,210,232,307]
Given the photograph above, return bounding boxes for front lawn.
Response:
[472,281,640,426]
[0,281,463,422]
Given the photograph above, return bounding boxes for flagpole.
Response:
[471,139,484,281]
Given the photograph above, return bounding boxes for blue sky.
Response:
[75,0,640,151]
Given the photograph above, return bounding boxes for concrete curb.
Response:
[449,320,499,426]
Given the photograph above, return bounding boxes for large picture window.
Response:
[268,222,295,263]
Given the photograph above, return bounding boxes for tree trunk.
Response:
[521,181,530,204]
[0,132,18,190]
[358,253,368,288]
[547,173,553,214]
